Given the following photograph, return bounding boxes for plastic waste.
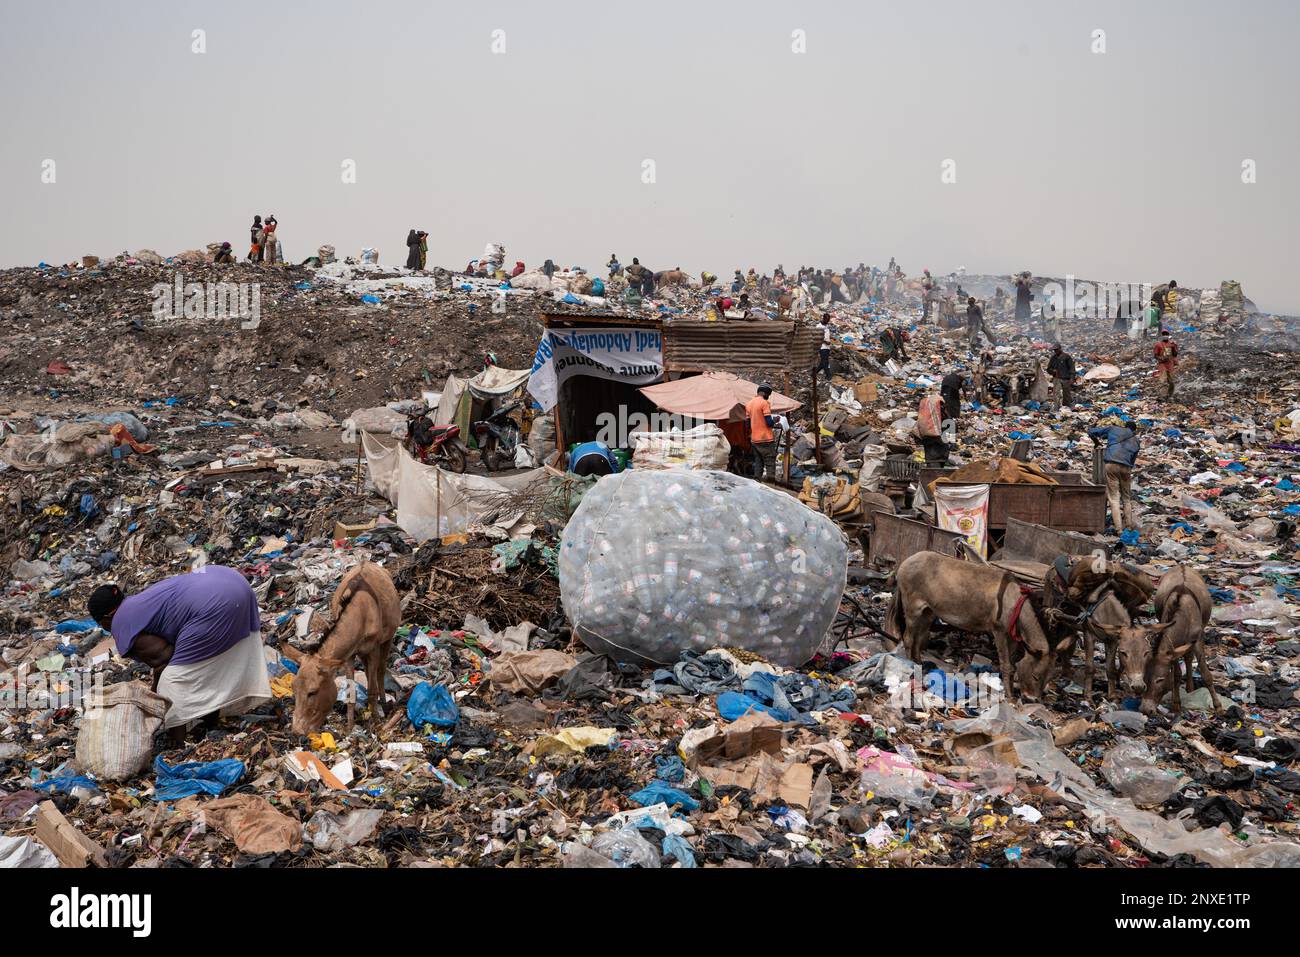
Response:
[0,835,59,868]
[601,802,695,837]
[1099,709,1147,731]
[1172,687,1217,711]
[1213,594,1299,623]
[590,827,660,868]
[717,691,792,723]
[33,773,99,796]
[303,808,385,852]
[153,756,245,801]
[1180,495,1237,534]
[406,682,459,729]
[1101,740,1181,805]
[559,470,847,668]
[662,833,697,867]
[949,703,1300,867]
[860,768,937,808]
[561,842,618,868]
[628,782,699,812]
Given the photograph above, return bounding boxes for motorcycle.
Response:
[403,411,467,473]
[472,400,523,471]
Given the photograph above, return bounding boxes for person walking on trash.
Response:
[916,390,950,466]
[965,296,996,350]
[817,313,833,374]
[1047,342,1076,409]
[1154,328,1179,398]
[405,229,421,270]
[1088,419,1140,533]
[248,215,264,262]
[88,566,272,746]
[746,384,779,482]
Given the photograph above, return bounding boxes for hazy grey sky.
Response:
[3,0,1298,311]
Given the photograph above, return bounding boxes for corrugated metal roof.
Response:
[662,320,821,372]
[539,313,820,373]
[541,313,658,329]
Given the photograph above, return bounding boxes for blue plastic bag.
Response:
[55,619,98,634]
[629,782,699,812]
[662,834,697,867]
[34,773,99,795]
[925,669,971,702]
[716,691,790,723]
[654,755,685,783]
[153,756,245,801]
[407,682,459,729]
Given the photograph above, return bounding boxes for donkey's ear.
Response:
[279,643,305,664]
[1149,621,1176,635]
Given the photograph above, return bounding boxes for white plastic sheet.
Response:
[364,440,546,542]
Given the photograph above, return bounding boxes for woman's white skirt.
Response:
[157,632,273,729]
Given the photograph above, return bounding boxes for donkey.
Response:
[1093,566,1220,714]
[887,551,1072,699]
[280,561,401,734]
[1151,565,1221,714]
[1043,558,1156,700]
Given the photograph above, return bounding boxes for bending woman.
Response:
[88,565,272,744]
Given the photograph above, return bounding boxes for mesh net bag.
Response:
[559,470,847,667]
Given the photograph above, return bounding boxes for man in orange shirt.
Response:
[746,384,777,481]
[1153,329,1179,398]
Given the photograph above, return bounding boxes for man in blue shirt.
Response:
[1088,421,1140,532]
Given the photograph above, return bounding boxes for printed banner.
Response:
[934,483,991,558]
[528,327,663,412]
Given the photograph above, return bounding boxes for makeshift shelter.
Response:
[435,367,530,445]
[529,314,820,448]
[362,433,545,541]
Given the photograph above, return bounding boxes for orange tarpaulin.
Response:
[638,372,801,422]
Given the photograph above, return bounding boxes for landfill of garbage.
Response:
[2,247,1300,870]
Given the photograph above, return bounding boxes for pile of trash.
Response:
[3,251,1300,870]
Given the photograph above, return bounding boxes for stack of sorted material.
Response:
[933,457,1058,490]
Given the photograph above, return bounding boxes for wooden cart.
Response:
[918,467,1106,534]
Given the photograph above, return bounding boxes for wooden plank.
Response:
[34,800,108,868]
[989,558,1049,586]
[1000,517,1109,564]
[868,511,964,567]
